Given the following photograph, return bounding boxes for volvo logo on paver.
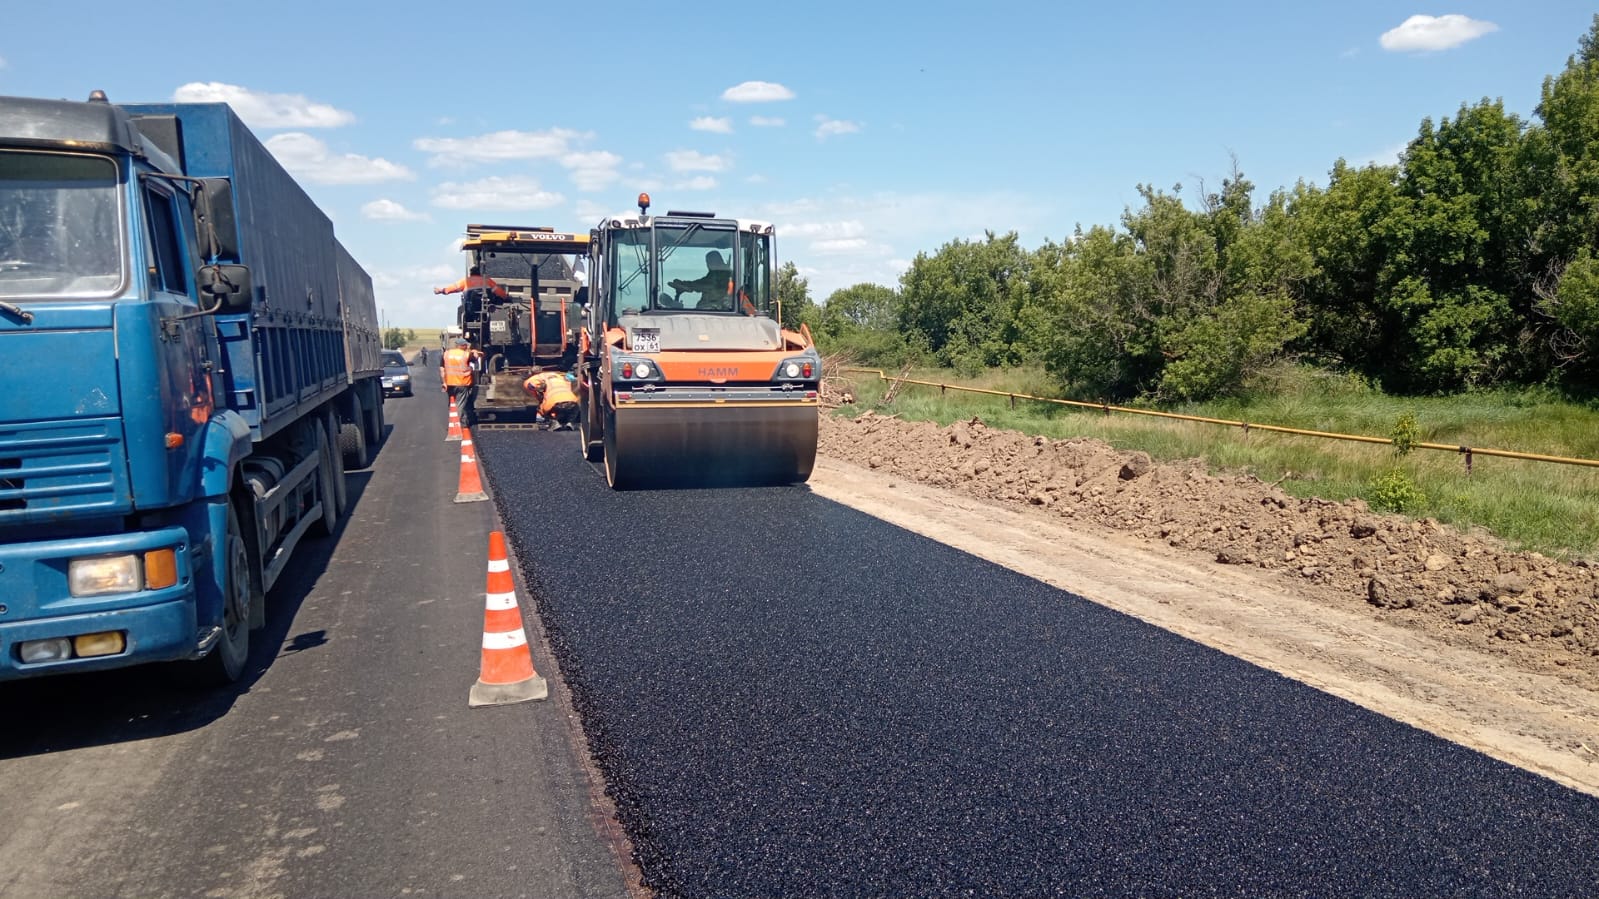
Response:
[699,366,739,378]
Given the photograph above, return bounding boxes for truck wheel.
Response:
[340,419,370,470]
[367,390,385,451]
[311,423,340,537]
[328,414,348,518]
[195,504,251,685]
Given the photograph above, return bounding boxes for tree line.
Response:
[790,17,1599,402]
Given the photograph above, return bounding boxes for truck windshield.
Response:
[613,222,773,317]
[0,151,125,300]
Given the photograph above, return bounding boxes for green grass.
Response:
[832,362,1599,559]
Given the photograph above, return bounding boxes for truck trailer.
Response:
[0,92,384,684]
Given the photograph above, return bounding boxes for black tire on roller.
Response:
[603,406,627,489]
[340,419,370,470]
[192,503,251,686]
[578,389,602,462]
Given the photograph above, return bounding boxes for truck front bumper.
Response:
[0,526,201,680]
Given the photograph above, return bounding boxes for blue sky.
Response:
[2,2,1593,328]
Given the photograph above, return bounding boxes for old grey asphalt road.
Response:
[0,358,633,899]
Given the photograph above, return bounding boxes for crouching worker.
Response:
[523,370,580,431]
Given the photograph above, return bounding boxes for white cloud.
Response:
[1362,141,1410,167]
[721,81,795,103]
[560,150,623,191]
[746,174,768,184]
[0,56,8,70]
[371,262,463,330]
[784,220,867,240]
[172,82,355,129]
[666,150,728,172]
[691,116,733,134]
[811,237,876,255]
[361,199,430,222]
[1379,15,1498,53]
[675,176,718,191]
[750,116,786,128]
[413,128,588,166]
[432,175,564,211]
[759,190,1048,300]
[574,199,612,221]
[814,116,862,140]
[265,133,413,184]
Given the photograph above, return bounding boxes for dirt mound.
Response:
[819,412,1599,689]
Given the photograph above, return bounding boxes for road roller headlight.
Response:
[615,356,662,381]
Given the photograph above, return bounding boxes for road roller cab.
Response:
[575,195,822,488]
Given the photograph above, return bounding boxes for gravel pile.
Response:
[821,412,1599,690]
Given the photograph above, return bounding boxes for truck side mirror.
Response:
[193,178,241,263]
[198,264,253,314]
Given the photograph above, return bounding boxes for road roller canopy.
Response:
[599,215,777,320]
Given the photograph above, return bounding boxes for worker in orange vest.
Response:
[441,338,480,427]
[434,266,509,300]
[522,370,579,431]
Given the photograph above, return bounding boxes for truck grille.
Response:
[0,421,128,520]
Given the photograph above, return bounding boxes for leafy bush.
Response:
[1370,467,1426,512]
[1391,412,1419,457]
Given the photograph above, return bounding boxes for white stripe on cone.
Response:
[482,629,529,650]
[487,559,510,573]
[485,591,518,610]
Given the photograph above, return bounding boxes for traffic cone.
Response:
[445,396,463,442]
[454,427,489,503]
[469,531,548,708]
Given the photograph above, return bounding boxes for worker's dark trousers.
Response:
[448,385,478,428]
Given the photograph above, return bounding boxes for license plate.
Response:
[489,320,508,332]
[631,329,660,353]
[382,378,394,387]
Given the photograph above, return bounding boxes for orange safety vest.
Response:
[523,372,577,415]
[443,348,473,386]
[442,275,507,298]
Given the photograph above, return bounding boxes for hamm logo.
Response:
[698,366,741,378]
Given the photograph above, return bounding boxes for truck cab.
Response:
[0,93,379,685]
[0,95,240,676]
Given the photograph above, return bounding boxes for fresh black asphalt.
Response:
[478,428,1599,898]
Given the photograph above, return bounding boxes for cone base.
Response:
[454,491,489,503]
[469,674,549,707]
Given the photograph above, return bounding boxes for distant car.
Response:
[381,350,413,397]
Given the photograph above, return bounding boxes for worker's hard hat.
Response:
[456,338,469,347]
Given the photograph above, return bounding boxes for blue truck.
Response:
[0,92,385,684]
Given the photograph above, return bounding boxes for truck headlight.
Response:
[68,554,142,597]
